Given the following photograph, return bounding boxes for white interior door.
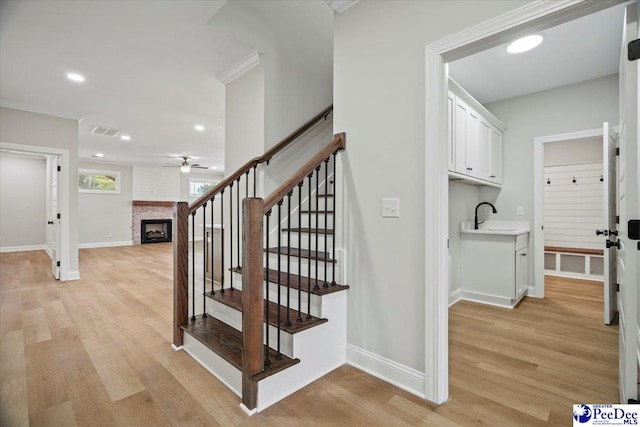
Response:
[617,2,638,404]
[51,156,60,280]
[602,122,617,325]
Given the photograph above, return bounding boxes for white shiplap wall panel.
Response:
[133,166,180,201]
[543,163,603,250]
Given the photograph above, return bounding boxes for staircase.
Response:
[172,107,347,414]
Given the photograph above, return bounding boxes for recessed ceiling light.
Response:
[194,124,205,132]
[507,35,543,54]
[120,135,131,141]
[94,153,104,158]
[67,72,85,82]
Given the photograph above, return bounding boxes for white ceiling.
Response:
[449,4,626,105]
[1,0,228,171]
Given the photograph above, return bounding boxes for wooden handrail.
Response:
[189,105,333,214]
[263,133,346,213]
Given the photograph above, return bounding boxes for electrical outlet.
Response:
[108,232,113,238]
[382,198,400,218]
[516,206,524,216]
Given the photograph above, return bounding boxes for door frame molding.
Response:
[0,141,72,280]
[423,0,625,404]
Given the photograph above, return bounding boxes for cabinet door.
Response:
[490,126,503,184]
[465,109,479,176]
[515,248,528,299]
[454,98,468,173]
[477,119,491,181]
[447,92,455,171]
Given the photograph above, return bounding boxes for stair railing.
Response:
[242,132,345,409]
[173,105,333,348]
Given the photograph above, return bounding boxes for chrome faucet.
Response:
[475,202,497,229]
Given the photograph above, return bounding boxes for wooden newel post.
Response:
[173,202,189,347]
[242,198,265,411]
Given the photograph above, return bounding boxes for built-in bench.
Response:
[544,246,604,281]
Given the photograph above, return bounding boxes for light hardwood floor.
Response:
[1,246,617,426]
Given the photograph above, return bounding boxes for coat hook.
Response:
[600,175,604,182]
[547,178,551,185]
[572,177,577,184]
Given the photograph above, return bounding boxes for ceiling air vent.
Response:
[90,125,120,137]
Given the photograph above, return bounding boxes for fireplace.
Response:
[141,219,172,244]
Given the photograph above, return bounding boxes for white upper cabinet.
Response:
[447,78,506,187]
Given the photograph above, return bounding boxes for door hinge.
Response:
[616,215,619,224]
[616,147,619,156]
[57,165,61,172]
[57,213,61,219]
[56,261,61,267]
[617,283,620,292]
[629,39,640,61]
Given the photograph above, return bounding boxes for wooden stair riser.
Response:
[205,297,297,358]
[297,213,333,228]
[313,197,333,211]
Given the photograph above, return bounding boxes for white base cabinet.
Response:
[460,232,529,308]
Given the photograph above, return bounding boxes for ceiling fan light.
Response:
[180,164,191,173]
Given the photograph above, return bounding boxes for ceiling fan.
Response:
[164,156,208,173]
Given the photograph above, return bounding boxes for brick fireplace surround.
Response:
[132,201,175,245]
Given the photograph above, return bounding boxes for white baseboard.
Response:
[45,245,53,258]
[78,240,133,249]
[346,344,426,399]
[459,290,514,309]
[64,270,81,281]
[449,288,462,307]
[0,244,47,253]
[239,403,258,416]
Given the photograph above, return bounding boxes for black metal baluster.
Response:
[331,152,337,286]
[323,158,329,288]
[202,204,207,318]
[191,212,196,321]
[236,177,240,269]
[307,172,313,319]
[245,171,249,197]
[285,191,293,327]
[264,210,272,366]
[297,182,303,322]
[253,165,257,197]
[314,165,321,291]
[229,182,234,290]
[220,189,225,293]
[276,200,283,360]
[210,196,216,295]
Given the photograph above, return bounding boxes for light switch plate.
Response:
[516,205,524,216]
[382,198,400,218]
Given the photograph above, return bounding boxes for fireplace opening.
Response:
[141,219,172,244]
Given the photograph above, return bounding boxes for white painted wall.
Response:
[544,137,602,165]
[0,107,79,275]
[448,182,480,296]
[481,74,618,291]
[333,0,528,384]
[0,154,47,249]
[225,63,264,175]
[78,161,133,247]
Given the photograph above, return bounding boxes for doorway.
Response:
[424,0,630,404]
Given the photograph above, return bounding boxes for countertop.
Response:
[460,220,529,236]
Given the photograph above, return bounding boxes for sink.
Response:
[484,228,517,231]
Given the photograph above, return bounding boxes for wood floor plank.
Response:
[0,246,621,426]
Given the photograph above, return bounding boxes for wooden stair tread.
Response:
[282,228,333,235]
[316,194,333,198]
[208,288,328,334]
[301,210,333,214]
[231,267,349,295]
[180,316,300,381]
[265,246,336,262]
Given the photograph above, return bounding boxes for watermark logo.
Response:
[573,404,639,426]
[573,405,593,423]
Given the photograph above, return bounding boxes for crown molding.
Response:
[324,0,360,14]
[216,51,262,85]
[0,98,85,121]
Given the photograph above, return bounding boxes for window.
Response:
[79,169,121,194]
[189,178,218,197]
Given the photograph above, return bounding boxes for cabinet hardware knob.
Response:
[521,253,527,256]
